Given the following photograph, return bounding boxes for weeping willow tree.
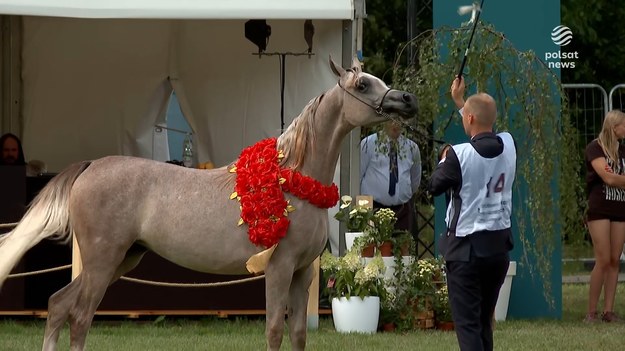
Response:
[390,23,583,306]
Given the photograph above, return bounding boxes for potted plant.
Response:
[320,249,386,333]
[334,195,374,251]
[392,230,414,257]
[369,208,396,256]
[383,256,445,331]
[352,233,376,258]
[379,287,399,332]
[433,284,454,331]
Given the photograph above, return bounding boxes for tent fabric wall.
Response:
[21,17,343,171]
[20,16,344,254]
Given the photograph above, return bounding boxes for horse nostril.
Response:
[402,93,414,103]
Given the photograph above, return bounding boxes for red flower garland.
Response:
[232,138,339,248]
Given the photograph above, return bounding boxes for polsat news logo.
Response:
[545,25,578,69]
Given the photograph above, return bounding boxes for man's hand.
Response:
[451,76,465,109]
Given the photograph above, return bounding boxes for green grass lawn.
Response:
[562,259,590,276]
[1,283,624,351]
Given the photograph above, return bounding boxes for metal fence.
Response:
[563,84,608,150]
[609,84,625,112]
[563,83,625,159]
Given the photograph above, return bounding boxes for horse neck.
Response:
[298,88,351,185]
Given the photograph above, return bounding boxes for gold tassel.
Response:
[229,166,237,173]
[246,244,278,274]
[229,192,238,200]
[237,218,244,226]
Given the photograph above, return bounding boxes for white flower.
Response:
[339,195,352,209]
[342,251,361,271]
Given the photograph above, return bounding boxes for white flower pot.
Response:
[331,296,380,334]
[382,256,395,281]
[345,232,365,252]
[495,261,517,321]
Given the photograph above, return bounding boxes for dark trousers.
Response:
[445,253,509,351]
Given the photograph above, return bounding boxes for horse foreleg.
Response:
[287,264,314,351]
[264,268,293,351]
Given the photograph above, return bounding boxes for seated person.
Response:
[0,133,47,176]
[0,133,26,166]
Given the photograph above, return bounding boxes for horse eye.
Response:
[357,81,368,92]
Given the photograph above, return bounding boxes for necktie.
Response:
[388,141,398,196]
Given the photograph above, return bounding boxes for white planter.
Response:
[495,261,517,321]
[345,232,365,252]
[331,296,380,334]
[382,256,395,281]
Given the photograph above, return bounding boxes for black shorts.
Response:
[586,211,625,222]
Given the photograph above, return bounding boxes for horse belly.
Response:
[139,224,259,276]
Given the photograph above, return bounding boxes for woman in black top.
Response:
[584,109,625,322]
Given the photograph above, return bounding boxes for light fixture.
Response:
[304,20,315,57]
[245,20,271,54]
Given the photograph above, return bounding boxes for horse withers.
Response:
[0,57,417,351]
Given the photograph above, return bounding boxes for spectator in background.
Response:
[584,109,625,323]
[360,120,422,235]
[0,133,26,166]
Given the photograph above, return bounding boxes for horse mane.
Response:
[277,94,323,170]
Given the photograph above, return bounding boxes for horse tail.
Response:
[0,161,91,289]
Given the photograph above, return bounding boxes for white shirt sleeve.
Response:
[360,136,372,184]
[410,142,422,194]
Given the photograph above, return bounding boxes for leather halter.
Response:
[337,70,393,118]
[336,70,445,144]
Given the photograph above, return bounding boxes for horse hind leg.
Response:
[42,276,82,351]
[43,244,147,351]
[286,264,314,351]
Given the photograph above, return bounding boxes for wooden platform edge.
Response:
[0,309,333,319]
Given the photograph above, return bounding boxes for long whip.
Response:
[456,0,485,78]
[442,0,485,132]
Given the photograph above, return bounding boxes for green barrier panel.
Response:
[433,0,562,319]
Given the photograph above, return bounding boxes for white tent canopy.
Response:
[0,0,354,20]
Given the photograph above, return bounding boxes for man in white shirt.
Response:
[360,120,422,234]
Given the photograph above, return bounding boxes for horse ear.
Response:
[351,57,362,73]
[329,56,345,77]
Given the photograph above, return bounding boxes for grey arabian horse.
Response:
[0,58,417,351]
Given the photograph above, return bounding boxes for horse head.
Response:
[330,57,418,127]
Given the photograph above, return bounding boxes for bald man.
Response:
[428,77,516,351]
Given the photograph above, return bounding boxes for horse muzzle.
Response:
[381,90,418,119]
